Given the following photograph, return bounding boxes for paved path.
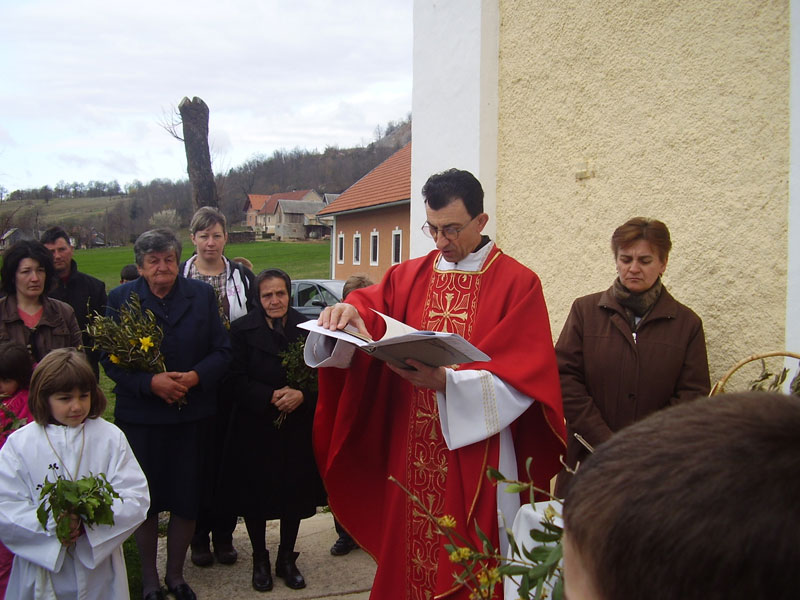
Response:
[158,512,375,599]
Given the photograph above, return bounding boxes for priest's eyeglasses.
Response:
[421,216,476,241]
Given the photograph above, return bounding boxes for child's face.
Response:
[48,387,91,427]
[0,378,19,397]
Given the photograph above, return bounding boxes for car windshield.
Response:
[321,281,345,301]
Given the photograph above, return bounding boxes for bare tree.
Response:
[179,97,218,209]
[160,97,219,210]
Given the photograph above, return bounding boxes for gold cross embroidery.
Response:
[427,292,469,333]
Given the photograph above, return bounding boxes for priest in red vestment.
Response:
[306,169,565,600]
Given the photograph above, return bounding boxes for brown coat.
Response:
[554,285,710,496]
[0,294,82,361]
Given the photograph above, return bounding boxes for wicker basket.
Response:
[709,351,800,396]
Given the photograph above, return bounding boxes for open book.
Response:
[298,310,490,369]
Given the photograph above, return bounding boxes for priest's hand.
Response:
[318,302,369,337]
[387,359,447,392]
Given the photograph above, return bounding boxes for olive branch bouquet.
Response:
[390,456,565,600]
[275,338,318,428]
[86,293,183,405]
[87,293,166,373]
[36,464,121,545]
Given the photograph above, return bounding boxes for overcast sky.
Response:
[0,0,412,192]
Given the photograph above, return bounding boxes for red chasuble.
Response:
[314,245,565,600]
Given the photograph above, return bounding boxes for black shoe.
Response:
[252,550,273,592]
[213,540,238,565]
[275,551,306,589]
[144,590,166,600]
[165,580,197,600]
[330,536,359,556]
[190,541,214,567]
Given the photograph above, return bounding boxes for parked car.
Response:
[291,279,345,318]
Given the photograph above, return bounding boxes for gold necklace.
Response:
[43,423,86,481]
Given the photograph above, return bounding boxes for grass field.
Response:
[75,238,332,292]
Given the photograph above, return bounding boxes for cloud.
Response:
[0,0,412,189]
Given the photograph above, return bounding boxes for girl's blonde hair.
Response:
[28,348,107,425]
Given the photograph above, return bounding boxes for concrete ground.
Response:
[157,512,375,599]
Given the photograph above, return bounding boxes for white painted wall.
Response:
[410,0,498,258]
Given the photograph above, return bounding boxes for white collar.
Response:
[436,240,495,272]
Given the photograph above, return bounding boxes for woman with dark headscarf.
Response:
[555,217,710,497]
[0,240,81,360]
[222,268,325,592]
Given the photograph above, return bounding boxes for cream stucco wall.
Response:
[495,1,790,382]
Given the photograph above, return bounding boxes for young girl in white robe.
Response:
[0,348,150,600]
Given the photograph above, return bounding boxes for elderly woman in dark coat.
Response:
[102,228,232,600]
[555,217,710,497]
[223,268,325,592]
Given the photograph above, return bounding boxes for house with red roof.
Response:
[242,189,323,239]
[318,142,411,280]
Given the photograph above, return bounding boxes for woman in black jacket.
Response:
[223,268,325,592]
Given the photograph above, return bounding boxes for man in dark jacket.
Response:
[41,226,107,379]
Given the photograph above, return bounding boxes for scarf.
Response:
[612,276,663,330]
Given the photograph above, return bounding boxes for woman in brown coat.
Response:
[555,217,710,496]
[0,240,82,361]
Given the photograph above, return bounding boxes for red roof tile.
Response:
[318,143,411,215]
[246,194,272,211]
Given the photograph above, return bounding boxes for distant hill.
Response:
[0,195,129,246]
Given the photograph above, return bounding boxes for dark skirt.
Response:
[220,403,326,521]
[117,417,213,519]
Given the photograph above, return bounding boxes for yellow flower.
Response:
[109,354,120,364]
[437,515,457,529]
[139,336,154,352]
[544,503,560,522]
[449,546,472,563]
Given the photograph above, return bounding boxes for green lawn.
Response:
[74,239,332,292]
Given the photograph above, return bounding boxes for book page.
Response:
[372,310,418,340]
[298,320,371,347]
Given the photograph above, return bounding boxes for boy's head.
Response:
[28,348,107,425]
[563,392,800,600]
[120,263,139,283]
[342,273,374,300]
